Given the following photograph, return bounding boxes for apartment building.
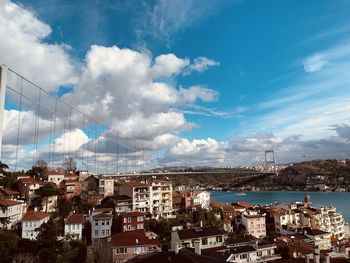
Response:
[118,211,145,232]
[99,175,115,198]
[274,208,301,233]
[89,209,113,245]
[101,195,133,214]
[192,191,211,210]
[0,198,24,229]
[64,213,85,240]
[241,210,266,238]
[21,211,50,240]
[116,180,173,218]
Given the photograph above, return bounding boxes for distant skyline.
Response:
[1,0,350,167]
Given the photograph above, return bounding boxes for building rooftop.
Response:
[18,178,42,184]
[93,213,113,219]
[108,230,158,247]
[177,226,224,240]
[0,198,21,207]
[230,245,256,254]
[22,211,49,221]
[65,213,85,224]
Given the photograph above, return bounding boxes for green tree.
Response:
[27,160,49,181]
[36,183,60,212]
[0,229,19,263]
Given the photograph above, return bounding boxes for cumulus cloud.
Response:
[0,0,77,90]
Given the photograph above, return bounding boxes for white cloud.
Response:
[0,0,78,91]
[303,54,329,72]
[190,57,220,73]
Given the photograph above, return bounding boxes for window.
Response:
[72,224,75,230]
[102,221,105,225]
[123,218,127,223]
[137,216,143,222]
[106,220,110,225]
[128,217,131,223]
[216,236,222,243]
[134,246,145,254]
[137,224,143,230]
[95,230,98,236]
[106,229,109,235]
[102,230,105,236]
[116,248,127,254]
[128,225,132,231]
[202,238,208,245]
[95,220,98,226]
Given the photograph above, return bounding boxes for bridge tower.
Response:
[264,150,277,175]
[0,65,7,160]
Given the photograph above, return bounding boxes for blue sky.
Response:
[2,0,350,169]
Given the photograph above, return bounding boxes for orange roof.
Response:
[0,188,19,195]
[233,201,253,209]
[108,230,158,247]
[65,214,84,224]
[18,178,42,184]
[0,198,21,207]
[93,213,113,219]
[22,211,49,221]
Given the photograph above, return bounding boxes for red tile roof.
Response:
[108,230,157,247]
[93,213,113,219]
[0,188,19,195]
[18,178,42,184]
[0,198,21,207]
[22,211,49,221]
[65,213,84,224]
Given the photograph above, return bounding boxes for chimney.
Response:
[175,242,179,255]
[136,239,139,244]
[200,220,203,228]
[194,240,201,255]
[34,207,38,212]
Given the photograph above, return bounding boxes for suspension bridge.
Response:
[0,64,278,175]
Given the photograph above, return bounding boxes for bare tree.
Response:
[63,157,77,172]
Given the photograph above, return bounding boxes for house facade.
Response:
[118,211,144,232]
[241,210,266,238]
[64,213,85,240]
[0,198,24,229]
[21,211,50,240]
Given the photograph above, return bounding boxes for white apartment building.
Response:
[64,213,85,240]
[47,172,65,186]
[274,209,301,233]
[226,244,281,263]
[117,180,173,218]
[99,175,115,198]
[149,181,173,218]
[241,210,266,238]
[193,191,211,210]
[21,211,50,240]
[89,209,113,245]
[0,199,24,229]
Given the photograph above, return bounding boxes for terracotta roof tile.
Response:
[120,212,145,217]
[108,230,156,247]
[65,214,85,224]
[18,178,42,184]
[22,211,49,221]
[0,198,21,207]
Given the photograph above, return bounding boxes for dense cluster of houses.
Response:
[1,171,350,262]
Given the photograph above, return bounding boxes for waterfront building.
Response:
[64,213,85,240]
[241,210,266,238]
[0,198,24,229]
[192,191,211,210]
[21,211,50,240]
